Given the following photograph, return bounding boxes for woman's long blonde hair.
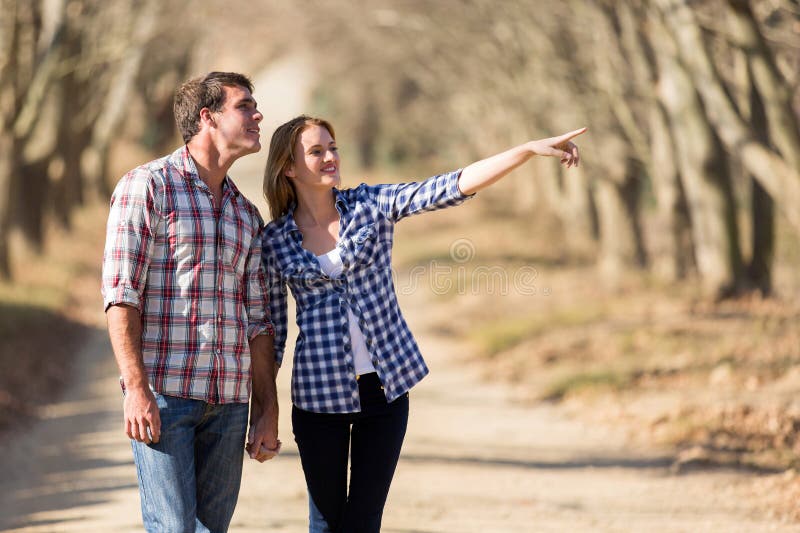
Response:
[263,115,336,221]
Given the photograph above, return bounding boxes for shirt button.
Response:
[344,343,352,351]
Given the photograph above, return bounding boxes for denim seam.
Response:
[131,443,152,520]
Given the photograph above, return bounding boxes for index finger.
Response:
[148,413,161,443]
[552,127,587,144]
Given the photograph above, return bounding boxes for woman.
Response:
[261,115,584,532]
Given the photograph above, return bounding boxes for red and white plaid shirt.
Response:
[102,146,273,404]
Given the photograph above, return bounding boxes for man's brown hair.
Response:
[173,71,254,143]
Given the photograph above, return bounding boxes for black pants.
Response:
[292,373,409,533]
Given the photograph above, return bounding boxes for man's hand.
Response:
[246,411,280,462]
[124,385,161,444]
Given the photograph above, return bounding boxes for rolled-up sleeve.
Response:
[101,170,160,312]
[244,224,275,340]
[369,169,474,223]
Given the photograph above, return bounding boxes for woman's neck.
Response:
[294,188,338,229]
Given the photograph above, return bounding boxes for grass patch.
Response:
[471,306,606,358]
[542,368,635,402]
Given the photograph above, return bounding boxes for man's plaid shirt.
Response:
[102,146,273,404]
[262,170,472,414]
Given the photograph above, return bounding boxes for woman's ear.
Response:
[284,164,295,178]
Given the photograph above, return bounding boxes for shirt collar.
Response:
[333,188,349,214]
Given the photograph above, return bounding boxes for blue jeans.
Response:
[309,494,332,533]
[129,393,249,533]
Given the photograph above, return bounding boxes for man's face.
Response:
[209,84,263,157]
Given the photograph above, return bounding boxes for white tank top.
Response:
[315,248,377,376]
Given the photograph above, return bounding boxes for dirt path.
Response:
[0,288,795,532]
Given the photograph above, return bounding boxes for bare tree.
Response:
[647,5,746,297]
[0,0,58,276]
[653,0,800,236]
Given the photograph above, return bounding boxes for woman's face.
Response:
[286,124,340,191]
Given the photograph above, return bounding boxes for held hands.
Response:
[123,385,161,444]
[246,412,281,463]
[527,127,587,168]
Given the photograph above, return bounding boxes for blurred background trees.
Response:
[1,0,797,299]
[0,0,191,277]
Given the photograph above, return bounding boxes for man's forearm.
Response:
[249,334,278,416]
[106,304,148,389]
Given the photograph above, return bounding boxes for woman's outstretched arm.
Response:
[457,128,587,196]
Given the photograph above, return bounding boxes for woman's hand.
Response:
[457,127,588,196]
[527,127,587,168]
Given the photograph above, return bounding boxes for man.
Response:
[101,71,279,532]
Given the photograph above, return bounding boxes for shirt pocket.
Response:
[166,210,204,264]
[349,223,380,267]
[220,211,253,278]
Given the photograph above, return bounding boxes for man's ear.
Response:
[200,108,216,128]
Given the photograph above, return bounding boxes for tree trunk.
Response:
[750,179,774,295]
[651,8,744,297]
[561,164,597,257]
[53,78,89,228]
[0,131,14,279]
[727,0,800,170]
[13,158,49,252]
[653,0,800,236]
[594,136,647,288]
[649,100,690,282]
[0,0,19,279]
[746,63,774,295]
[537,157,596,258]
[82,0,157,199]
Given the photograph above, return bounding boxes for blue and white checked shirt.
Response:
[262,170,473,413]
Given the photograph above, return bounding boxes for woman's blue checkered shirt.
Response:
[262,170,473,413]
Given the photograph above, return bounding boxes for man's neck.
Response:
[186,139,233,190]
